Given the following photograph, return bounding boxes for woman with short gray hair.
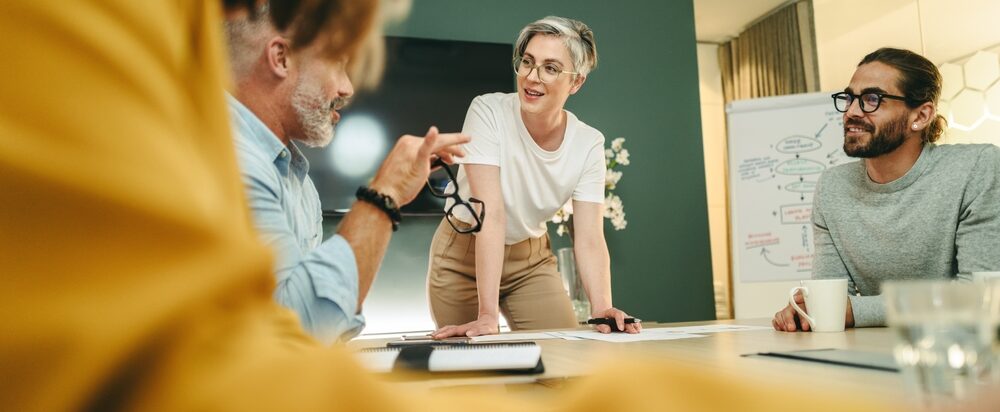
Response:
[428,16,641,338]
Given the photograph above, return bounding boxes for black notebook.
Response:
[356,342,544,374]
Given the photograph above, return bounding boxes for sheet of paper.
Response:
[551,330,706,343]
[558,334,586,341]
[654,324,772,334]
[469,332,563,343]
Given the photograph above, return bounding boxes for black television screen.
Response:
[301,36,514,215]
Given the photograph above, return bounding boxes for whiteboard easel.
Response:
[727,92,851,318]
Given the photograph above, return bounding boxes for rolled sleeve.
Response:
[273,235,365,343]
[235,137,365,344]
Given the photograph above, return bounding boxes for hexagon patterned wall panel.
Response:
[938,44,1000,147]
[964,51,999,91]
[940,63,966,101]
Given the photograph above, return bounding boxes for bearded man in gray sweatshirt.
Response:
[773,48,1000,331]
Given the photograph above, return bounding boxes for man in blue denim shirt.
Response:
[224,12,470,343]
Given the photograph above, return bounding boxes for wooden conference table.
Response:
[348,319,906,403]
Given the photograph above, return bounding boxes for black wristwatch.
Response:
[355,186,402,231]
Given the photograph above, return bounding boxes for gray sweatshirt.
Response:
[812,143,1000,327]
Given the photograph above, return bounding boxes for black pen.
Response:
[587,317,640,332]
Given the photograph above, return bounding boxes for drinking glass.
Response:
[556,247,590,323]
[884,280,991,404]
[975,274,1000,385]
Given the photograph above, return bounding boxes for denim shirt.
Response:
[227,94,364,343]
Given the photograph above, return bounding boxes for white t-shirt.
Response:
[447,92,606,245]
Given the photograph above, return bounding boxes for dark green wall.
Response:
[331,0,714,324]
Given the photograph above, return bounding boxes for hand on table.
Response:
[772,292,855,332]
[772,290,811,332]
[591,307,641,334]
[431,313,499,339]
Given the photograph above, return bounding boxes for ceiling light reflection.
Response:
[329,114,388,179]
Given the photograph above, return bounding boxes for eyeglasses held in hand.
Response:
[426,158,485,234]
[831,91,907,113]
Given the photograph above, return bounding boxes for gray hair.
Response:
[224,5,276,81]
[514,16,598,77]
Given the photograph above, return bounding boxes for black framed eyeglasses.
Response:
[831,91,907,113]
[426,158,485,234]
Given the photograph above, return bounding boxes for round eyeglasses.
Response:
[513,56,578,84]
[831,91,907,113]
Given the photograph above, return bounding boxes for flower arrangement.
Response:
[552,137,629,238]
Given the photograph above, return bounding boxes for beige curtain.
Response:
[713,1,819,319]
[718,0,819,103]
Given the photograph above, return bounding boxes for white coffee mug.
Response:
[788,278,848,332]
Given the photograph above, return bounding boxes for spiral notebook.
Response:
[356,342,544,374]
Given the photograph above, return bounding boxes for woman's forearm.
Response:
[574,236,612,311]
[474,213,505,317]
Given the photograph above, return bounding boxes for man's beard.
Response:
[843,113,908,158]
[290,77,346,148]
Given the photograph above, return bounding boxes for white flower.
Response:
[605,169,622,190]
[611,213,627,230]
[602,194,627,231]
[615,149,630,166]
[605,194,622,208]
[553,136,632,236]
[611,137,625,151]
[559,199,573,215]
[604,194,623,218]
[550,200,575,237]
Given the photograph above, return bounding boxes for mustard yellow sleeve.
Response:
[0,0,315,409]
[0,2,890,411]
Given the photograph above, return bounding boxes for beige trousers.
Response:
[427,218,578,330]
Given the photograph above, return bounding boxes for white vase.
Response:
[556,247,590,323]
